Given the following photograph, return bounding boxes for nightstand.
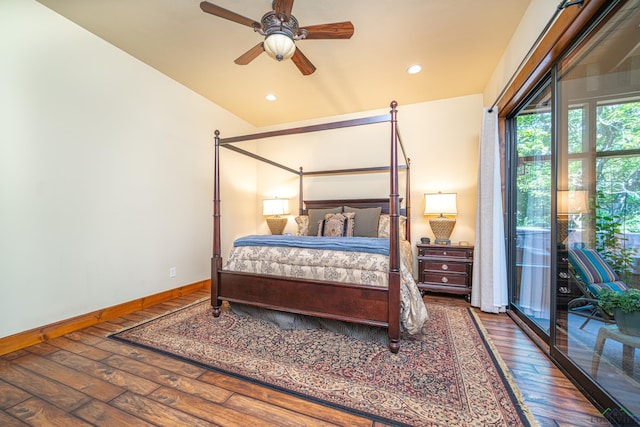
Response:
[417,243,474,301]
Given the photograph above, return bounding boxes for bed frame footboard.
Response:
[212,270,401,352]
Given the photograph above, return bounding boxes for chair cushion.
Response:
[586,280,629,296]
[568,248,619,284]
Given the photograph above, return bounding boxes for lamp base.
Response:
[266,217,288,235]
[429,217,456,245]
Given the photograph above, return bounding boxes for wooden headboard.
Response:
[302,198,405,215]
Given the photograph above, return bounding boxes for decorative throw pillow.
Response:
[317,212,355,237]
[378,214,407,240]
[342,206,381,237]
[294,215,309,236]
[307,207,341,236]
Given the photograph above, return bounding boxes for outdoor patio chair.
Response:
[567,248,630,329]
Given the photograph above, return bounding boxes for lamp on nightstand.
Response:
[424,192,457,245]
[557,189,588,244]
[263,198,290,235]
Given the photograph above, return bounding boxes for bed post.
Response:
[388,101,401,353]
[406,158,411,242]
[211,130,222,317]
[299,167,304,215]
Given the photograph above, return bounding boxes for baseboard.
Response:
[0,279,211,356]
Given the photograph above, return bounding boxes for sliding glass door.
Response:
[507,1,640,423]
[512,82,553,334]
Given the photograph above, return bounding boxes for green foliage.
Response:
[515,101,640,232]
[595,190,637,280]
[598,289,640,314]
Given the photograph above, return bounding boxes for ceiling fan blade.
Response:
[300,22,354,39]
[234,42,265,65]
[291,47,316,75]
[200,1,260,29]
[274,0,294,21]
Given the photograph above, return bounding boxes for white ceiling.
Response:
[37,0,531,127]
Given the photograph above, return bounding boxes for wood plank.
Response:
[110,391,213,427]
[44,335,112,361]
[72,400,154,427]
[0,379,30,409]
[0,359,92,412]
[6,397,92,426]
[96,340,206,379]
[103,354,232,403]
[48,350,160,396]
[148,386,274,427]
[199,371,372,427]
[13,353,124,402]
[224,393,345,427]
[0,410,28,427]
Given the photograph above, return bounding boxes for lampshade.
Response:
[424,193,457,245]
[557,190,588,214]
[263,33,296,61]
[424,193,457,215]
[263,198,290,216]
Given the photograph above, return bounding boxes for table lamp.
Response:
[424,192,457,245]
[263,198,290,235]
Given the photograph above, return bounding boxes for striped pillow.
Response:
[568,248,619,285]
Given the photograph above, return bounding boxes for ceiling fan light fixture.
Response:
[263,32,296,61]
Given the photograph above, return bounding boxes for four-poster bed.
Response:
[211,101,427,353]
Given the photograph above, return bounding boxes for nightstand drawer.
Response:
[418,246,471,260]
[422,260,468,274]
[422,272,468,287]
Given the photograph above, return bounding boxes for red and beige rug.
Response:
[111,300,536,427]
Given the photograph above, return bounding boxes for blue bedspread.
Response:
[233,235,390,255]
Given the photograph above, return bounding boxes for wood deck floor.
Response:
[0,290,610,426]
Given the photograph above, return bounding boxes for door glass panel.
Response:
[556,0,640,418]
[513,82,553,333]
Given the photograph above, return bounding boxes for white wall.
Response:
[483,0,559,107]
[0,0,254,338]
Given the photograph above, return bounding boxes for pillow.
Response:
[378,214,407,240]
[342,206,381,237]
[317,212,355,237]
[307,207,341,236]
[294,215,309,236]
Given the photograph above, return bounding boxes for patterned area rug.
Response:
[110,300,536,427]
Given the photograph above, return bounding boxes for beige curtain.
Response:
[471,107,508,313]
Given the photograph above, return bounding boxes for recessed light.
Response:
[407,64,422,75]
[266,94,277,101]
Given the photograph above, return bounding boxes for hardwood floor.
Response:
[0,290,611,426]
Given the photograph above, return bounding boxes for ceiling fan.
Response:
[200,0,354,75]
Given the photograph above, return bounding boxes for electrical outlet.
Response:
[169,267,176,278]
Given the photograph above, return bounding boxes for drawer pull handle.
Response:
[441,277,448,283]
[443,251,447,256]
[441,264,448,270]
[559,272,569,279]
